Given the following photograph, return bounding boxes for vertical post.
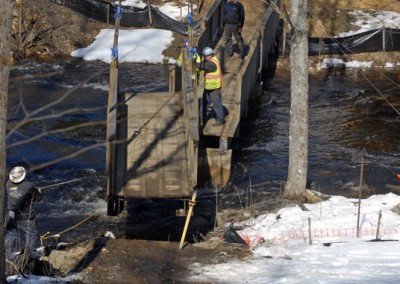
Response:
[169,67,176,93]
[147,1,153,26]
[18,2,22,52]
[180,0,182,22]
[214,185,219,228]
[107,0,122,216]
[375,210,382,240]
[382,27,386,51]
[356,157,364,238]
[308,217,312,245]
[319,37,322,57]
[187,1,200,187]
[107,4,109,25]
[282,29,286,58]
[188,0,198,111]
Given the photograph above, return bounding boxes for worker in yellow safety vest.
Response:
[175,39,201,77]
[197,47,225,126]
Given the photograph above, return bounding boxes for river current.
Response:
[7,58,400,243]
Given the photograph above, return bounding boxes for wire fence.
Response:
[280,27,400,56]
[51,0,202,35]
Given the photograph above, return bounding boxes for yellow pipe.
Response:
[179,190,197,250]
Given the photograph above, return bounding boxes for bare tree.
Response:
[283,0,309,200]
[0,0,15,280]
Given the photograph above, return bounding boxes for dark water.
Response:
[7,58,400,243]
[7,59,172,242]
[229,67,400,203]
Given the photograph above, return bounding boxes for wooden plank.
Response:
[206,148,232,188]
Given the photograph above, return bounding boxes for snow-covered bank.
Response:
[188,193,400,283]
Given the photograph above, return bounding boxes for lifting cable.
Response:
[40,210,98,241]
[39,187,125,242]
[38,181,120,243]
[127,91,178,144]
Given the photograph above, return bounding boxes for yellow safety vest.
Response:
[177,51,201,79]
[205,56,222,90]
[177,51,201,67]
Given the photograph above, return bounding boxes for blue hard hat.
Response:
[203,47,214,57]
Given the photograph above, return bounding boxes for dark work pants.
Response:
[5,219,39,259]
[224,23,245,57]
[200,88,225,124]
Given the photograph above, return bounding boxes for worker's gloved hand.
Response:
[4,211,15,230]
[9,211,15,219]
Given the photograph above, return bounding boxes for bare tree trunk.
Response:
[283,0,309,201]
[0,0,14,280]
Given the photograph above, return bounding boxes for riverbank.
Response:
[13,0,400,66]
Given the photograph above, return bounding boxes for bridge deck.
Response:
[201,36,250,138]
[124,26,258,197]
[124,92,192,199]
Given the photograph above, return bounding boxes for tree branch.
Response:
[7,70,105,138]
[7,120,106,149]
[7,105,107,140]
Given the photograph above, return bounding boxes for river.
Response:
[7,58,400,243]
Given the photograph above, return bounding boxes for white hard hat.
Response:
[9,166,26,183]
[203,47,214,57]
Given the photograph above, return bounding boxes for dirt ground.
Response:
[69,238,253,283]
[39,197,294,283]
[9,0,400,282]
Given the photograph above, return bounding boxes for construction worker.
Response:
[197,47,225,126]
[174,39,201,87]
[5,166,42,260]
[223,0,245,59]
[176,39,201,68]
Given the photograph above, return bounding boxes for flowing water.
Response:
[230,66,400,203]
[7,58,400,243]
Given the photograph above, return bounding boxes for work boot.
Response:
[212,120,225,126]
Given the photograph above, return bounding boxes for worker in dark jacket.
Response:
[223,0,245,58]
[197,47,225,126]
[5,166,42,259]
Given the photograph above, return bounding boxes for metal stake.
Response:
[356,157,364,238]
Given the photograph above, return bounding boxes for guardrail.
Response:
[196,0,224,53]
[237,0,281,119]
